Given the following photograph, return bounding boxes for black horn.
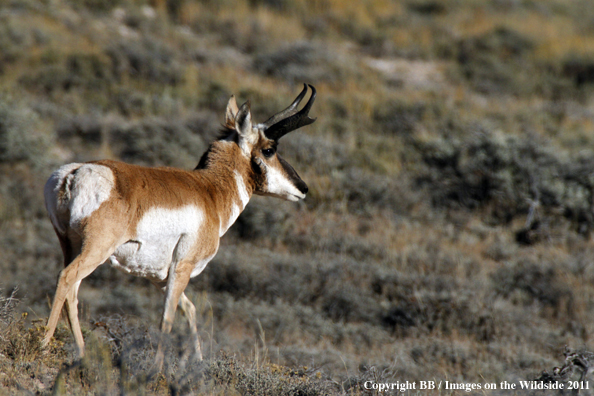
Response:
[262,84,317,141]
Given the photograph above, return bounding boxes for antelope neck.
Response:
[195,141,254,236]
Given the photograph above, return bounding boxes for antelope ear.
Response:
[225,95,239,127]
[235,101,253,138]
[235,101,258,154]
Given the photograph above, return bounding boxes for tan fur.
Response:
[94,142,254,233]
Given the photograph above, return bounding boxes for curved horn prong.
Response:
[261,84,309,129]
[263,84,316,141]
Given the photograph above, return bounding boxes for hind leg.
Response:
[64,280,84,356]
[44,229,122,356]
[54,231,86,356]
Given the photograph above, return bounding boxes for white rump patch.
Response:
[45,163,82,234]
[69,164,115,226]
[44,163,115,233]
[110,205,205,282]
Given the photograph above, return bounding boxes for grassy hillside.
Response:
[2,0,594,394]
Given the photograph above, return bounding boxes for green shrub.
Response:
[0,97,51,167]
[253,41,349,84]
[282,134,350,171]
[76,0,126,12]
[106,38,184,86]
[562,54,594,97]
[337,169,417,215]
[0,287,69,370]
[417,129,594,236]
[373,100,427,136]
[207,353,330,396]
[0,287,18,325]
[0,19,29,68]
[108,115,211,167]
[456,27,535,94]
[233,198,294,241]
[56,114,103,149]
[372,271,499,341]
[407,1,447,16]
[491,260,573,312]
[20,53,113,94]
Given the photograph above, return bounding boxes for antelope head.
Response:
[226,84,316,202]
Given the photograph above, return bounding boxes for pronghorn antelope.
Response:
[42,84,316,360]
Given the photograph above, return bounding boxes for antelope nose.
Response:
[298,182,308,195]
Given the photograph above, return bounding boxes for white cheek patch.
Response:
[265,163,305,201]
[110,205,205,281]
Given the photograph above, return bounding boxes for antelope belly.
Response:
[109,205,204,281]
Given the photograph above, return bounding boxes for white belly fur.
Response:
[109,205,206,282]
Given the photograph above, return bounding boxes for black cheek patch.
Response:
[278,155,308,195]
[251,158,263,175]
[251,158,268,194]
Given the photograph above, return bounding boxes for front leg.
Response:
[179,292,201,360]
[159,248,216,361]
[161,258,196,334]
[154,257,196,371]
[153,228,219,371]
[150,282,203,360]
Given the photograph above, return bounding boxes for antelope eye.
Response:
[262,148,275,157]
